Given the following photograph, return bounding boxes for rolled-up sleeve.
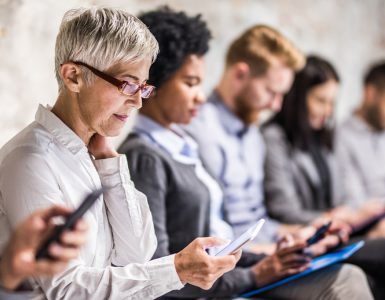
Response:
[93,155,157,266]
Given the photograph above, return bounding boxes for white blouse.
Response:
[0,105,183,299]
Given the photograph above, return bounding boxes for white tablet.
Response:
[214,219,265,256]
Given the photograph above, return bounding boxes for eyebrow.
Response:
[119,73,149,83]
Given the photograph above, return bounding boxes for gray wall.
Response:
[0,0,384,147]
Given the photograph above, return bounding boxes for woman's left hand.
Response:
[88,133,119,159]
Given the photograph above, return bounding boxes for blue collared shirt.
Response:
[132,114,234,242]
[186,91,279,242]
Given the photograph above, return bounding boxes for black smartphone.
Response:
[306,221,332,246]
[35,188,103,260]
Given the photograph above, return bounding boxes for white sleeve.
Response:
[93,155,157,266]
[36,254,184,300]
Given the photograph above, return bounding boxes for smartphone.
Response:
[214,219,265,256]
[306,221,332,246]
[35,188,103,260]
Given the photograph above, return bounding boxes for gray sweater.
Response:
[119,134,261,299]
[262,124,341,224]
[336,114,385,207]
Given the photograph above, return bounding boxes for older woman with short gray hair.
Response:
[0,7,240,299]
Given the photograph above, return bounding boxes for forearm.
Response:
[36,255,183,300]
[94,155,157,265]
[0,260,23,291]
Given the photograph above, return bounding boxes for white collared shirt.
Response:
[0,105,183,299]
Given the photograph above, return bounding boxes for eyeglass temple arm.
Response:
[70,61,124,87]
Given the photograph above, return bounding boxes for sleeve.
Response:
[93,155,157,265]
[37,255,184,299]
[123,148,170,259]
[0,288,31,300]
[334,133,367,208]
[124,147,259,298]
[263,127,322,224]
[0,147,184,299]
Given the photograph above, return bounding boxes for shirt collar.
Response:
[35,104,87,155]
[208,91,249,138]
[133,114,198,159]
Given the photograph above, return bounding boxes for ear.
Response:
[233,62,251,81]
[59,63,84,93]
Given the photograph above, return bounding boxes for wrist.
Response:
[0,263,22,291]
[251,263,265,288]
[93,150,119,160]
[174,252,187,285]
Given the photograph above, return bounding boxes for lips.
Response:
[114,113,129,122]
[190,106,200,117]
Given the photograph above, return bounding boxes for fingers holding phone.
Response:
[0,206,88,290]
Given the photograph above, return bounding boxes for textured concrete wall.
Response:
[0,0,384,147]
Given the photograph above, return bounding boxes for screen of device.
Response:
[214,219,265,256]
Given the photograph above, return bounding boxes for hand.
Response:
[251,242,310,287]
[312,218,351,244]
[292,225,317,242]
[0,206,88,290]
[174,237,241,290]
[358,200,385,219]
[295,221,350,257]
[367,218,385,238]
[88,133,119,159]
[328,206,357,224]
[307,234,340,257]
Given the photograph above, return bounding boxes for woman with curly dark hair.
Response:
[118,8,372,300]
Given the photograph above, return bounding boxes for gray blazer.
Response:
[262,124,342,224]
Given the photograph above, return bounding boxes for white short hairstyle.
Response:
[55,7,159,90]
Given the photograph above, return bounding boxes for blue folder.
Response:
[240,240,365,298]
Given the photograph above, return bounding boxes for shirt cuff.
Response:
[146,254,185,292]
[93,155,131,188]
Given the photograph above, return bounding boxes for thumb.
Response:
[197,237,231,249]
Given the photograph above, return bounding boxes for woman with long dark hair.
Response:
[263,55,339,223]
[263,55,385,299]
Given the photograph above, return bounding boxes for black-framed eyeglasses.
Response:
[69,61,155,98]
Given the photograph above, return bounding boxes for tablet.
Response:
[240,240,365,297]
[214,219,265,256]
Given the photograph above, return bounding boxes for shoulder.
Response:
[335,115,359,145]
[187,102,225,142]
[0,122,54,170]
[119,134,172,173]
[261,123,287,143]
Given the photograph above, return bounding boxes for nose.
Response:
[127,91,142,109]
[194,89,206,105]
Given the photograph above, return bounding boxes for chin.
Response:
[102,128,123,137]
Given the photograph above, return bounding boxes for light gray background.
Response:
[0,0,384,147]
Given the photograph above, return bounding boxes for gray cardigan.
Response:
[119,134,262,299]
[262,124,342,224]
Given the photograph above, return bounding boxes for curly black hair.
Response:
[138,6,211,89]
